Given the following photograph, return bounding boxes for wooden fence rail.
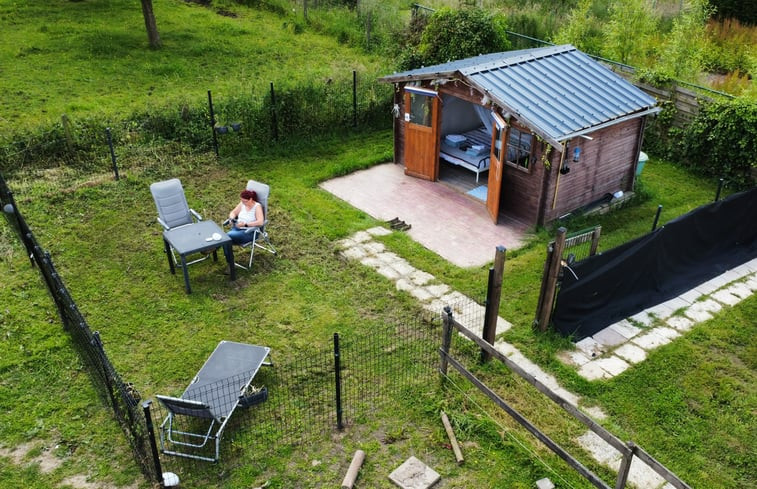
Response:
[440,307,692,489]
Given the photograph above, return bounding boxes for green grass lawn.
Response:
[1,0,754,487]
[1,133,754,487]
[0,0,389,133]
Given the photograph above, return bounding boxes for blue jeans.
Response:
[228,226,256,245]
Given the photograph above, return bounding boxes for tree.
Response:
[419,8,510,66]
[603,0,657,65]
[141,0,161,49]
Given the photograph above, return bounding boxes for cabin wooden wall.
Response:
[540,119,642,223]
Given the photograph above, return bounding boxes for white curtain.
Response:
[473,104,493,135]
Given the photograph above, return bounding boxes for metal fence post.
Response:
[715,178,724,201]
[207,90,219,157]
[142,400,165,487]
[440,306,453,376]
[269,82,279,141]
[105,127,119,181]
[652,204,662,231]
[333,333,343,430]
[352,70,357,128]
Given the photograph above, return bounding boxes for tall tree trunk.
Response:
[141,0,161,49]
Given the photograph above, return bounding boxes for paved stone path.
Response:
[559,258,757,380]
[337,227,756,489]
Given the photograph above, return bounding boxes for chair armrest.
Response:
[190,209,203,221]
[156,217,170,231]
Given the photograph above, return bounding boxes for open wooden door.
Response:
[486,113,507,223]
[403,87,440,181]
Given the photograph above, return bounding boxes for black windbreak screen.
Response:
[553,187,757,341]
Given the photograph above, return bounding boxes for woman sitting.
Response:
[227,189,264,245]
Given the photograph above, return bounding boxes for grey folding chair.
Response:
[150,178,210,267]
[225,180,277,270]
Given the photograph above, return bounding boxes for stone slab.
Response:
[593,356,631,376]
[614,343,647,364]
[592,327,628,348]
[388,456,440,489]
[536,478,555,489]
[367,226,391,236]
[575,337,604,358]
[609,320,642,339]
[632,330,673,350]
[578,361,612,381]
[728,282,753,299]
[629,310,654,327]
[711,289,742,306]
[666,316,694,332]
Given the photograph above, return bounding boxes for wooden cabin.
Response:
[380,45,660,226]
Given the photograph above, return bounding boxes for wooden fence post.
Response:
[534,227,567,331]
[589,225,602,256]
[440,306,453,376]
[615,441,636,489]
[481,245,506,362]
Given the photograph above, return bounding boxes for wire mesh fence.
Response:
[147,314,445,485]
[2,169,491,487]
[0,69,393,175]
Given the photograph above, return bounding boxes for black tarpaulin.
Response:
[552,187,757,341]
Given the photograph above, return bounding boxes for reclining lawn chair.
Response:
[150,178,214,267]
[156,341,272,462]
[224,180,277,270]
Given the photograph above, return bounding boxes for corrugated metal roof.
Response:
[381,45,659,143]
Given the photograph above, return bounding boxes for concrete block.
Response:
[592,327,628,348]
[558,349,592,367]
[654,327,681,340]
[388,456,440,489]
[711,289,742,306]
[376,251,401,264]
[629,310,654,327]
[364,240,386,254]
[666,316,694,332]
[359,256,382,268]
[593,356,631,376]
[425,284,451,298]
[535,478,555,489]
[632,330,672,350]
[646,301,675,320]
[614,343,647,364]
[575,337,605,358]
[395,278,415,292]
[578,361,612,381]
[609,320,642,339]
[376,266,401,281]
[342,246,367,260]
[660,296,693,312]
[409,270,435,285]
[391,260,417,277]
[678,289,702,304]
[352,231,372,243]
[367,226,391,236]
[409,287,434,302]
[726,282,752,299]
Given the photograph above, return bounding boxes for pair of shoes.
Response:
[386,217,401,226]
[396,223,411,231]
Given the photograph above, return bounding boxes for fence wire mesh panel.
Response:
[340,314,441,425]
[149,313,448,486]
[0,173,161,484]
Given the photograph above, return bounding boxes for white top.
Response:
[238,202,260,223]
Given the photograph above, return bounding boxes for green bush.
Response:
[673,98,757,189]
[418,7,510,66]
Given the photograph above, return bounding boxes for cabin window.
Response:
[506,127,533,171]
[407,92,433,127]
